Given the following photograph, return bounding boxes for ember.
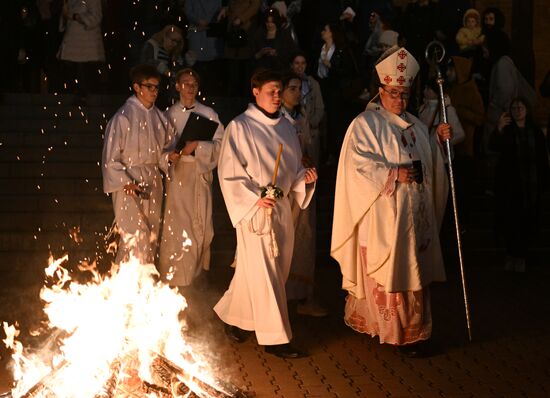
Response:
[2,254,249,398]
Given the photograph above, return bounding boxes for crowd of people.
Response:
[5,0,550,358]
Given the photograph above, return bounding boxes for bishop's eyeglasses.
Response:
[381,86,410,99]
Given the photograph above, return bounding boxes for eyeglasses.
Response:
[381,86,410,99]
[139,83,160,92]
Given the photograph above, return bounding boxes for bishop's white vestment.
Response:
[214,104,315,345]
[102,96,172,264]
[159,101,225,286]
[331,102,448,344]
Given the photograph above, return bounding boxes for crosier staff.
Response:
[425,40,473,342]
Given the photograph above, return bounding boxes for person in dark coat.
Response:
[489,97,550,272]
[251,8,298,70]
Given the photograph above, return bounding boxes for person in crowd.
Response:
[399,0,439,62]
[57,0,105,101]
[483,32,535,155]
[102,64,177,265]
[331,47,451,358]
[289,51,324,165]
[540,70,550,146]
[214,69,317,359]
[418,81,465,147]
[140,24,195,108]
[481,6,505,36]
[364,11,385,62]
[445,55,485,221]
[251,8,298,70]
[489,98,550,272]
[280,72,327,317]
[35,0,63,93]
[455,8,484,57]
[184,0,224,96]
[317,22,359,165]
[16,3,41,92]
[218,0,261,96]
[476,7,507,95]
[159,68,225,287]
[446,56,485,157]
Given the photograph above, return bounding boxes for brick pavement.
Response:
[2,260,549,398]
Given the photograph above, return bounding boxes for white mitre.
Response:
[375,46,420,87]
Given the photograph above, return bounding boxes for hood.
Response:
[451,56,472,84]
[463,8,480,27]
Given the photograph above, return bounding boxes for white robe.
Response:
[159,101,225,286]
[214,104,315,345]
[331,103,448,297]
[102,96,172,264]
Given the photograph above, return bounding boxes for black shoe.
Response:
[224,324,249,343]
[264,343,308,359]
[398,341,431,358]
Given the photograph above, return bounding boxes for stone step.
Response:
[0,208,235,233]
[0,161,101,179]
[0,118,105,134]
[0,229,238,260]
[0,131,103,148]
[0,146,103,163]
[0,93,127,107]
[0,193,110,212]
[0,210,113,232]
[1,177,103,195]
[0,105,116,120]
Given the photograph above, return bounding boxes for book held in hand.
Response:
[175,112,219,153]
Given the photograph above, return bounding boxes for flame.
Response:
[2,253,225,398]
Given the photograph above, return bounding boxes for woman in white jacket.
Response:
[58,0,105,99]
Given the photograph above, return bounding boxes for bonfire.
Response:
[1,253,248,398]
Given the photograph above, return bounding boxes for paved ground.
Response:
[1,253,549,398]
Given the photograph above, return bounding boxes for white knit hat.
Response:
[375,46,419,87]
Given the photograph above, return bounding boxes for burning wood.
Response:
[2,254,251,398]
[20,360,68,398]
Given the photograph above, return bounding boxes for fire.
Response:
[2,254,245,398]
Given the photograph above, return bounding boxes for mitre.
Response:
[375,46,420,87]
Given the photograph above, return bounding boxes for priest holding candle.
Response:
[214,69,317,358]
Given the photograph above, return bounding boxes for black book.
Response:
[175,112,219,152]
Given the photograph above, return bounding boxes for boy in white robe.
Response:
[331,47,452,357]
[102,64,178,264]
[159,68,225,286]
[214,69,318,358]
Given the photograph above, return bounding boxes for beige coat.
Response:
[58,0,105,62]
[224,0,260,59]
